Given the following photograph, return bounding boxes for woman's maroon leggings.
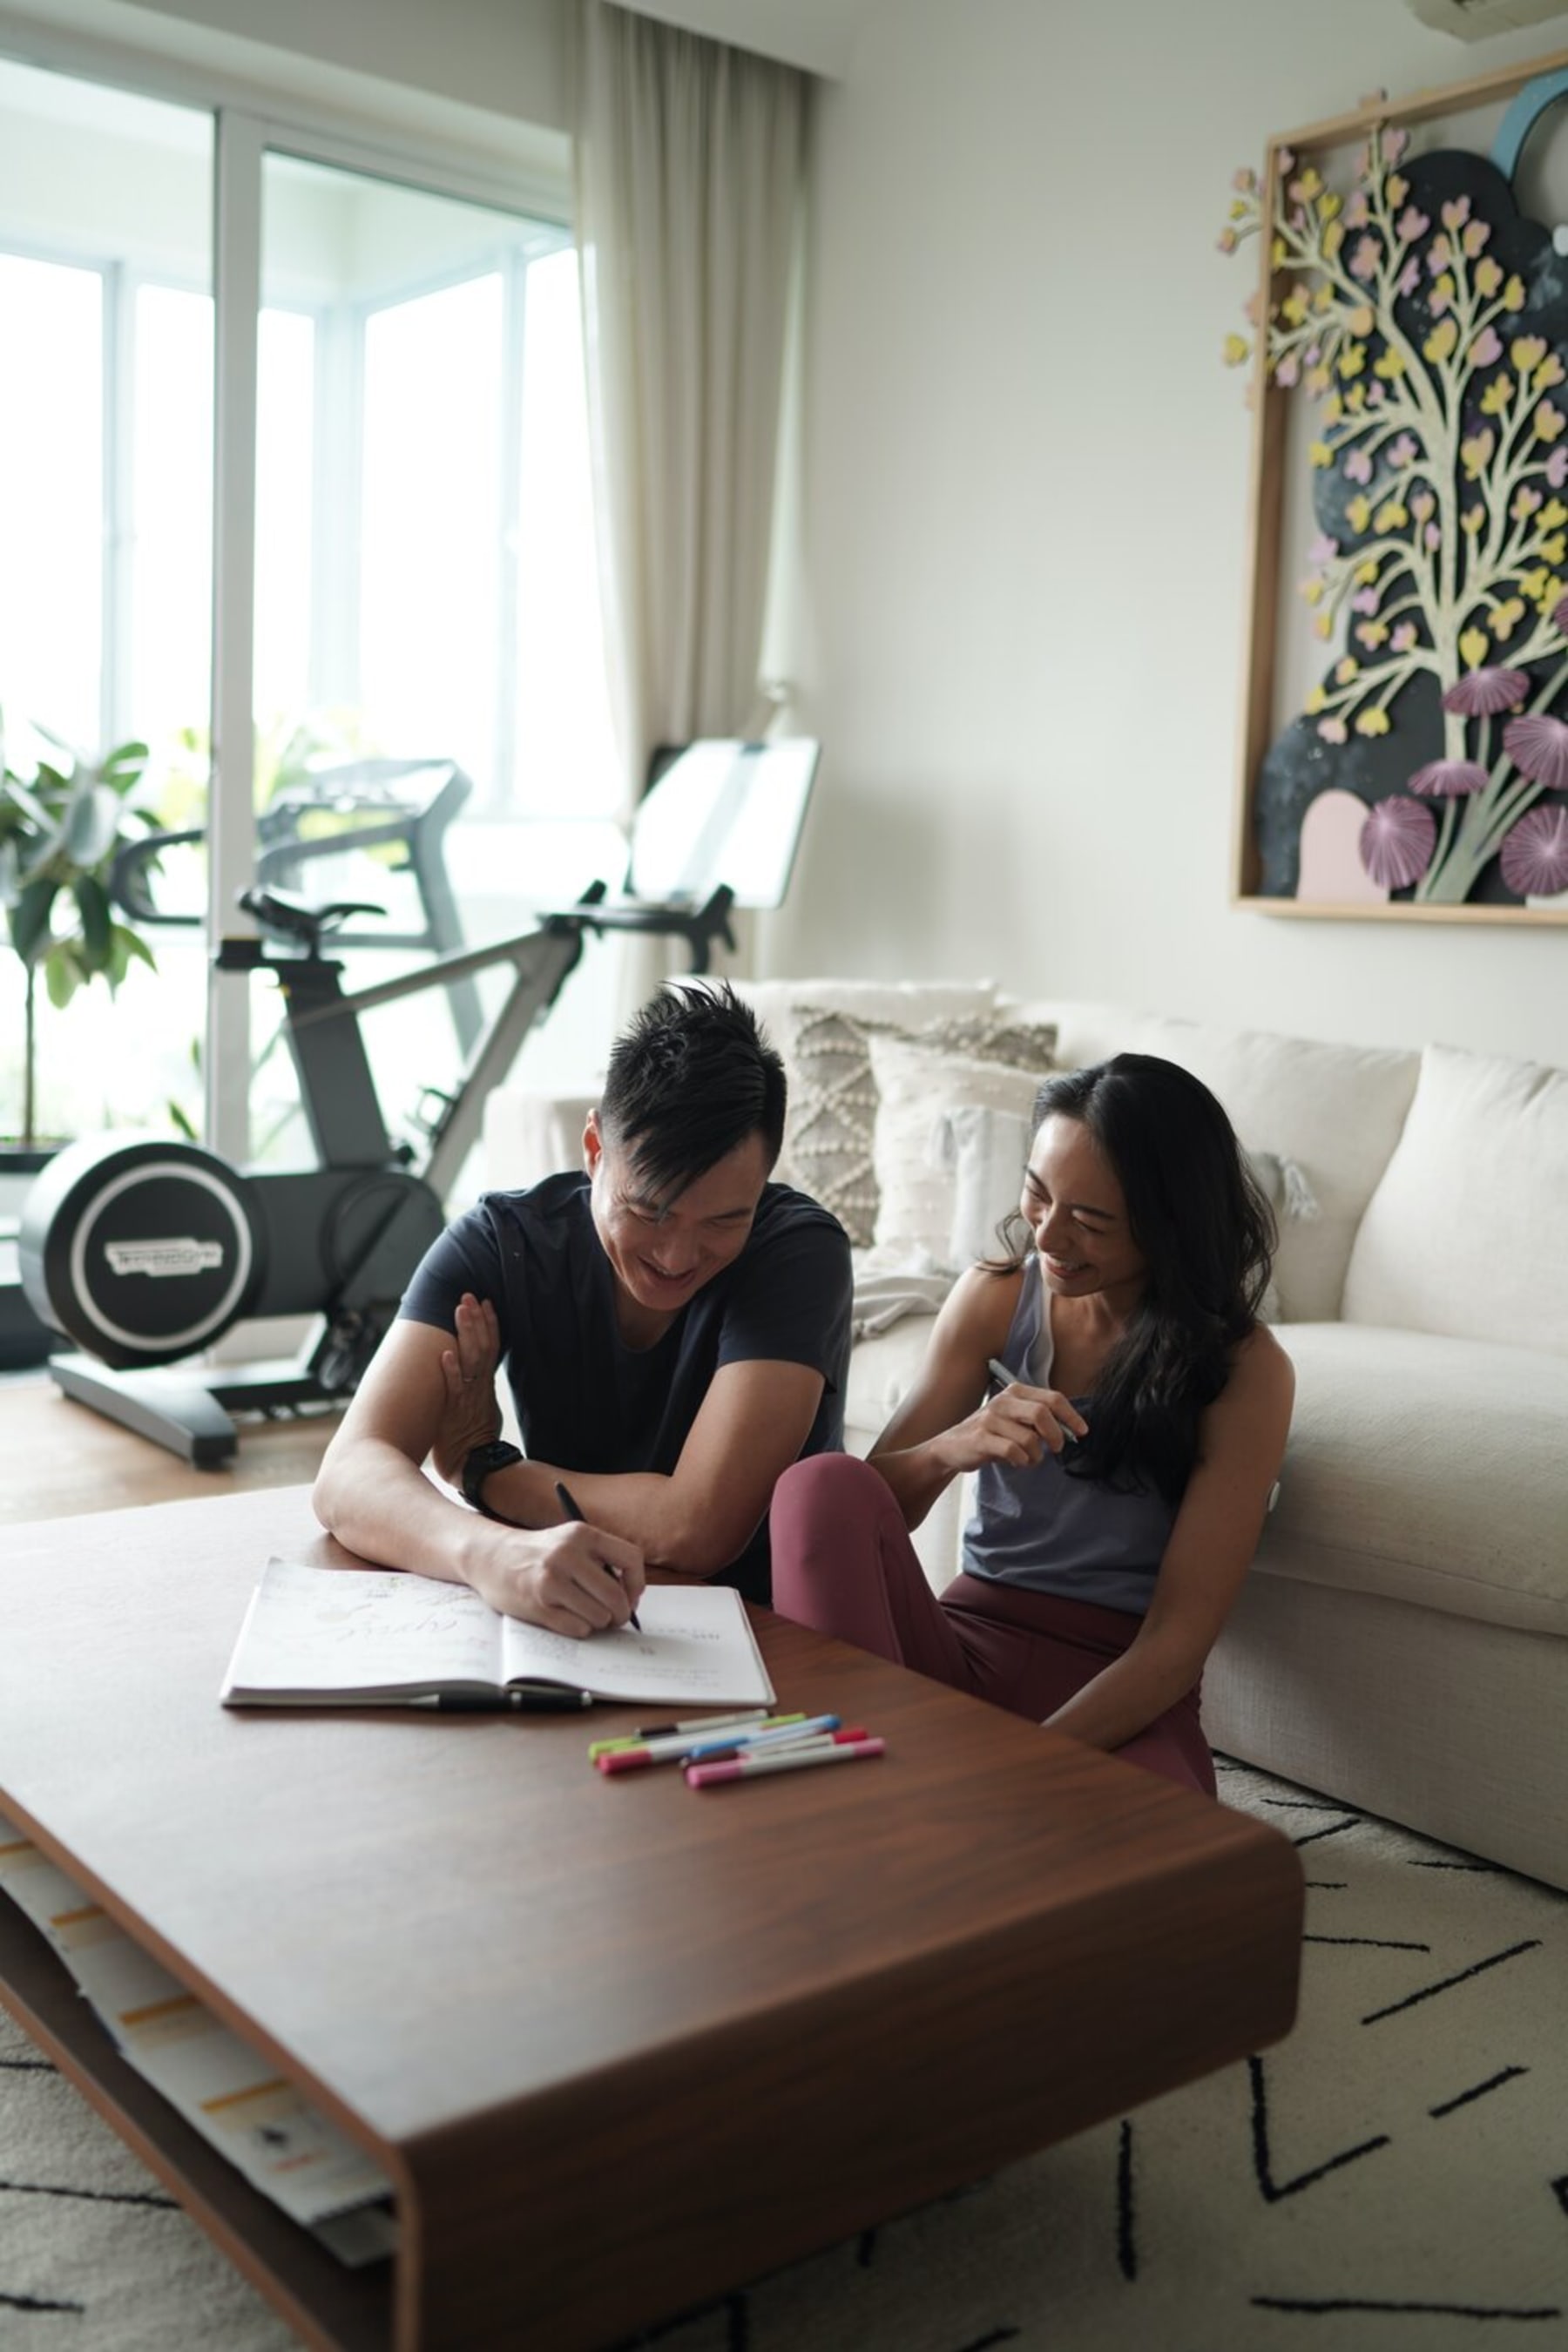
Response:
[769,1454,1215,1797]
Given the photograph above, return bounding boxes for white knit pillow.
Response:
[869,1032,1045,1267]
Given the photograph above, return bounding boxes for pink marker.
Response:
[686,1738,885,1788]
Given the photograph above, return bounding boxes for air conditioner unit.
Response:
[1406,0,1568,36]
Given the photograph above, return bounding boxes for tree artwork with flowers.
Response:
[1220,118,1568,909]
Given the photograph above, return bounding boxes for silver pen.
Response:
[988,1356,1077,1443]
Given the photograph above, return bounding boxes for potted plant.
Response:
[0,715,159,1164]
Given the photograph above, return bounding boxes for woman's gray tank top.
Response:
[960,1264,1177,1616]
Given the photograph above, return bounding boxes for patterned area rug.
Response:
[3,1761,1565,2351]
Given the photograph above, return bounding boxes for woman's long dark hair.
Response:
[988,1054,1276,1504]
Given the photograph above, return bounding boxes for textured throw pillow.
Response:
[868,1030,1053,1267]
[738,981,998,1245]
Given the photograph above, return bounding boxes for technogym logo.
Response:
[105,1238,226,1279]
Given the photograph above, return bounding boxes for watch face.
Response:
[463,1441,521,1508]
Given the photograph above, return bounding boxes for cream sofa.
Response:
[483,982,1568,1891]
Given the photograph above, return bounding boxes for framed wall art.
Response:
[1224,47,1568,922]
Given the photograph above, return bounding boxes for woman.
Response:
[770,1053,1295,1795]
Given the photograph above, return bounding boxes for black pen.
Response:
[555,1479,643,1628]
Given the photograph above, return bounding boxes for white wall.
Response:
[773,0,1568,1064]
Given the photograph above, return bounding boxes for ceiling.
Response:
[614,0,883,79]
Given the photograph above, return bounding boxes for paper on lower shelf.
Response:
[0,1811,394,2234]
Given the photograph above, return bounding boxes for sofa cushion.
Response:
[1011,1002,1419,1321]
[1342,1042,1568,1356]
[1262,1323,1568,1636]
[868,1031,1046,1265]
[739,980,997,1245]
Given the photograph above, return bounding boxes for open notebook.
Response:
[220,1558,775,1710]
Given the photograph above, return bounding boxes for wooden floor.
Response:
[0,1370,343,1526]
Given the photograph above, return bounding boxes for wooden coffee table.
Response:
[0,1486,1302,2351]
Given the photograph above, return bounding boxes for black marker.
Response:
[555,1479,643,1629]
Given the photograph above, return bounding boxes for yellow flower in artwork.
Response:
[1490,598,1525,637]
[1347,304,1375,336]
[1504,274,1527,310]
[1272,237,1287,269]
[1320,191,1342,220]
[1538,533,1566,564]
[1535,403,1566,443]
[1338,343,1367,379]
[1537,355,1566,391]
[1375,349,1406,380]
[1481,376,1513,417]
[1315,613,1334,639]
[1304,686,1328,713]
[1461,505,1485,537]
[1355,560,1379,585]
[1302,578,1325,605]
[1519,567,1551,600]
[1314,282,1335,311]
[1358,620,1390,646]
[1423,317,1458,363]
[1458,626,1490,666]
[1432,273,1456,310]
[1322,220,1345,260]
[1354,707,1391,737]
[1375,500,1409,531]
[1305,364,1332,395]
[1511,335,1547,373]
[1347,494,1372,532]
[1223,334,1251,367]
[1346,384,1367,414]
[1460,430,1495,479]
[1322,392,1343,422]
[1475,256,1503,297]
[1308,439,1334,467]
[1388,174,1409,207]
[1335,656,1360,683]
[1282,289,1310,328]
[1542,499,1568,530]
[1295,166,1323,200]
[1535,574,1566,615]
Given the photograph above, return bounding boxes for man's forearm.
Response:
[313,1441,494,1589]
[480,1457,731,1577]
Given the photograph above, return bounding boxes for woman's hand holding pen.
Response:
[432,1291,504,1486]
[931,1366,1088,1475]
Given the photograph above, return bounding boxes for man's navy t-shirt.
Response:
[398,1172,853,1603]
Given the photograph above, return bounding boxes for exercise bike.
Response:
[18,737,819,1465]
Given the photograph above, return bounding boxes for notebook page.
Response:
[500,1584,774,1707]
[222,1559,504,1697]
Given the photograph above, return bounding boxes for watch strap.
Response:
[461,1440,524,1518]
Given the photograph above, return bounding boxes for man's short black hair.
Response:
[598,982,787,1204]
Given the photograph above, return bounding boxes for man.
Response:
[312,982,853,1634]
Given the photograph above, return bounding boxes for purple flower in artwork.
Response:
[1551,594,1568,634]
[1344,447,1374,484]
[1441,666,1530,718]
[1317,717,1348,744]
[1407,759,1490,798]
[1388,434,1419,468]
[1345,190,1369,229]
[1470,325,1504,368]
[1384,127,1409,164]
[1391,622,1419,652]
[1351,587,1381,615]
[1424,523,1442,550]
[1500,804,1568,897]
[1361,796,1436,890]
[1503,711,1568,790]
[1548,446,1568,490]
[1349,234,1381,280]
[1396,205,1429,242]
[1309,532,1340,564]
[1397,259,1420,297]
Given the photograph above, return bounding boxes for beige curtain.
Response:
[571,0,807,998]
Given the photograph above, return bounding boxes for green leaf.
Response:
[167,1098,198,1141]
[115,923,158,972]
[10,875,57,964]
[3,775,60,840]
[99,739,149,781]
[65,781,121,869]
[75,875,112,965]
[44,942,84,1010]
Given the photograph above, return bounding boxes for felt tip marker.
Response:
[686,1738,886,1788]
[588,1709,794,1760]
[988,1358,1078,1443]
[598,1727,869,1777]
[681,1713,841,1763]
[555,1479,642,1628]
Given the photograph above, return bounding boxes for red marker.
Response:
[686,1738,885,1788]
[599,1726,868,1776]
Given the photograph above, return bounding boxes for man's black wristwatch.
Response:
[461,1439,524,1519]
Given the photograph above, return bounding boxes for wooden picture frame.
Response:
[1231,45,1568,923]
